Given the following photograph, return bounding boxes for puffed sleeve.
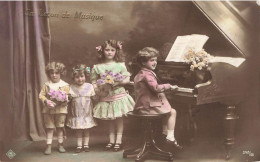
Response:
[90,65,98,85]
[39,84,48,103]
[119,62,130,76]
[89,84,96,96]
[63,85,70,93]
[144,73,171,93]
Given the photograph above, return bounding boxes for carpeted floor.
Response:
[2,106,260,162]
[2,132,260,162]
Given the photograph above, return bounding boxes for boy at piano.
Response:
[133,47,183,149]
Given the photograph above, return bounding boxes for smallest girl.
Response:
[66,64,97,153]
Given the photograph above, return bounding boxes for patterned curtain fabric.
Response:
[0,1,50,154]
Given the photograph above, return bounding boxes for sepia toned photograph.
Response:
[0,1,259,162]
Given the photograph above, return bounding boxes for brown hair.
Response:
[135,47,159,66]
[96,40,125,62]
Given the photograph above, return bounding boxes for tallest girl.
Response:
[91,40,135,151]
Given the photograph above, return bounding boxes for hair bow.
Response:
[96,45,102,51]
[117,42,122,49]
[73,67,91,73]
[86,67,91,73]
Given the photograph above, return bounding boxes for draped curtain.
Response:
[0,1,50,156]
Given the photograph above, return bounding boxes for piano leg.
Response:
[224,105,239,160]
[187,104,198,143]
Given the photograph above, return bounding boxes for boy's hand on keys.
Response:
[170,85,178,91]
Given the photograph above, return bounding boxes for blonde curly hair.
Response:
[45,62,66,78]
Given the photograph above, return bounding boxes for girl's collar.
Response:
[45,79,68,87]
[103,61,115,64]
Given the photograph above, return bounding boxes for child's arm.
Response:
[113,76,130,87]
[113,62,131,87]
[39,84,48,104]
[90,65,102,95]
[39,85,56,108]
[145,73,172,93]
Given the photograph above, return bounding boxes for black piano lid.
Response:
[193,1,258,58]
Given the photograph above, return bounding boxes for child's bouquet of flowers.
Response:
[48,89,68,107]
[184,48,211,71]
[96,70,125,97]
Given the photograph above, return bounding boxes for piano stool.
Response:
[123,111,174,162]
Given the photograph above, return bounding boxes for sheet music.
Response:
[165,34,209,62]
[209,56,245,67]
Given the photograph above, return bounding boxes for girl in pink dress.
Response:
[134,47,183,149]
[66,64,97,153]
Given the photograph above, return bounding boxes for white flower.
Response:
[190,65,195,71]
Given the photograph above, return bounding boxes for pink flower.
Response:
[96,45,102,51]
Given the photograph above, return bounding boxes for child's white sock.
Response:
[162,125,167,135]
[166,130,175,141]
[83,136,89,146]
[109,133,115,144]
[58,137,63,144]
[115,133,123,144]
[57,128,64,144]
[46,138,52,145]
[77,137,83,148]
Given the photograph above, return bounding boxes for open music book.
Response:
[165,34,245,67]
[165,34,209,62]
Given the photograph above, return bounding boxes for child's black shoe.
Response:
[166,139,183,150]
[104,143,114,151]
[113,143,122,152]
[75,146,82,153]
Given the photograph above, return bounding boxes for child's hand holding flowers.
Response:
[97,70,124,87]
[96,70,125,97]
[47,89,68,108]
[46,99,56,108]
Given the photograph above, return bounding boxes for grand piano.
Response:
[127,1,256,160]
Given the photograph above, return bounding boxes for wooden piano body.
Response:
[127,1,256,159]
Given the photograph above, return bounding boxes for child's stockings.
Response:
[115,118,123,144]
[57,127,66,153]
[166,109,177,141]
[77,130,83,149]
[109,121,116,144]
[44,128,54,155]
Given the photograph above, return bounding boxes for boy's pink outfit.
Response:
[134,68,172,114]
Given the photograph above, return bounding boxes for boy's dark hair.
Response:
[45,62,66,78]
[135,47,159,66]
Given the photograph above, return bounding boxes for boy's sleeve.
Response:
[144,73,171,93]
[63,85,70,93]
[39,84,47,103]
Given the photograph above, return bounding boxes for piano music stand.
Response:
[123,111,174,162]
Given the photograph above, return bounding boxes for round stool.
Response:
[123,111,173,162]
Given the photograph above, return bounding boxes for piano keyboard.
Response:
[176,87,194,93]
